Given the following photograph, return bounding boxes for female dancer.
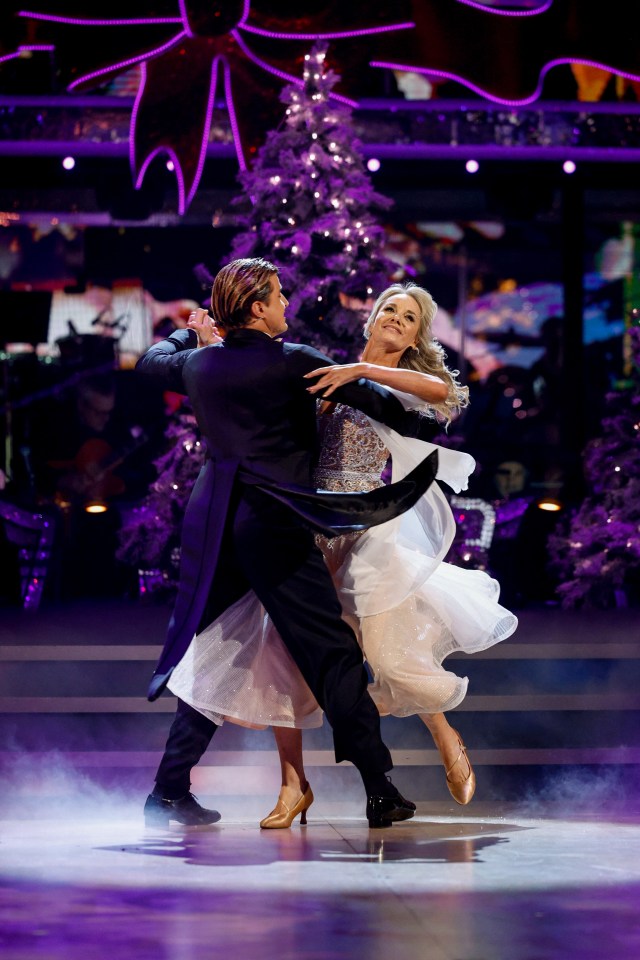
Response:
[169,283,518,826]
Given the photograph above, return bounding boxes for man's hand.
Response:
[187,308,223,347]
[304,363,367,396]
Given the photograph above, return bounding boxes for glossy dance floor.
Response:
[2,802,640,960]
[2,600,640,957]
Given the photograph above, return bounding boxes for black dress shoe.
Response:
[366,791,416,828]
[144,792,221,827]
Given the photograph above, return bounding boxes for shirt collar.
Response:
[223,327,278,343]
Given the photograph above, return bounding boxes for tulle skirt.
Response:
[167,559,517,727]
[362,561,516,718]
[168,423,517,727]
[168,590,323,729]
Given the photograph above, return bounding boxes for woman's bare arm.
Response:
[304,362,449,403]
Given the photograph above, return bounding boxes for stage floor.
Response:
[2,599,640,957]
[2,804,640,960]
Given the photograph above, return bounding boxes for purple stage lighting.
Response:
[62,156,75,170]
[563,159,576,174]
[367,158,381,172]
[466,159,479,173]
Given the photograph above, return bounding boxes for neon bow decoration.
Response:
[9,2,413,213]
[372,0,640,106]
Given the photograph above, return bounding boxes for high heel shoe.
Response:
[445,730,476,805]
[260,784,314,829]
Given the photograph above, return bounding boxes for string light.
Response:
[450,497,496,548]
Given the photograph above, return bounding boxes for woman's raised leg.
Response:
[420,712,476,805]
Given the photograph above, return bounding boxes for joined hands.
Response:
[187,308,223,347]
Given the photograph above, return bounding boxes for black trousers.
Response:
[155,487,392,794]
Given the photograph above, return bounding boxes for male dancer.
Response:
[136,258,437,828]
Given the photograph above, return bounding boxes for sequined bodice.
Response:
[313,404,389,492]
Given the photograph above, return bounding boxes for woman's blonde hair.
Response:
[363,282,469,423]
[211,258,278,330]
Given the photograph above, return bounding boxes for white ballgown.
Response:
[168,390,518,727]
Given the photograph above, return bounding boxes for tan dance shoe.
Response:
[260,784,314,829]
[445,730,476,805]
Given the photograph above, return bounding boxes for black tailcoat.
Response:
[136,327,436,771]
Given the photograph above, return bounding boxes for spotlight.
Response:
[62,156,76,171]
[166,160,175,172]
[367,158,381,172]
[537,498,562,512]
[85,501,109,514]
[465,159,479,174]
[563,160,576,175]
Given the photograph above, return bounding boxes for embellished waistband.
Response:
[314,468,382,490]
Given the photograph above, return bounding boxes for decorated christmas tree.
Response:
[118,43,399,585]
[548,316,640,607]
[116,407,205,592]
[227,41,396,359]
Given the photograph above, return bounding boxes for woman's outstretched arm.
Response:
[304,362,449,404]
